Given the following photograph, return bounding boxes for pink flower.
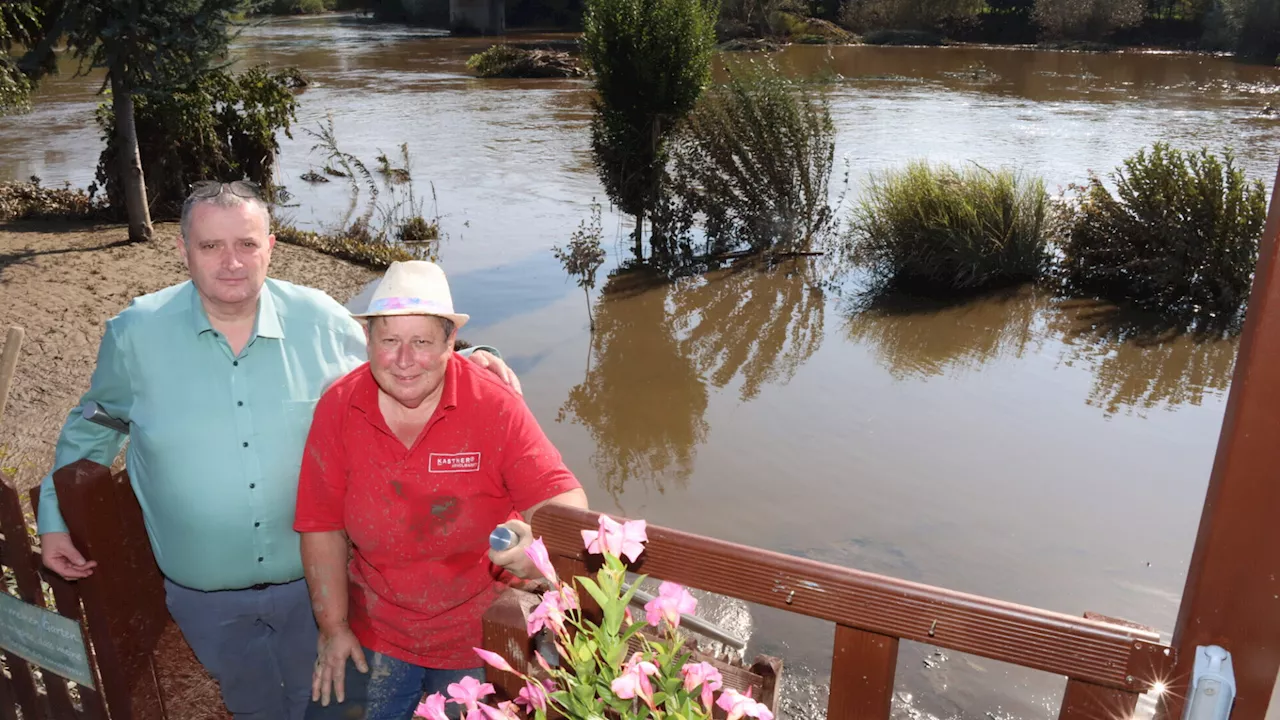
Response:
[478,702,521,720]
[581,515,647,562]
[416,693,449,720]
[680,662,724,711]
[515,679,552,713]
[526,589,568,637]
[524,538,558,583]
[557,584,580,612]
[447,676,496,716]
[472,647,515,674]
[644,581,697,628]
[610,652,659,708]
[717,688,774,720]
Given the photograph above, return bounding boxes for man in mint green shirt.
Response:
[37,181,520,720]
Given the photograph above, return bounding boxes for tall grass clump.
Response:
[1060,143,1265,324]
[667,60,836,260]
[847,161,1052,293]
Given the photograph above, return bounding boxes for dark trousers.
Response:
[164,578,318,720]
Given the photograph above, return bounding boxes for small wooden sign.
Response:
[0,591,96,688]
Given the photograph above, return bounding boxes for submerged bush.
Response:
[666,61,836,260]
[847,161,1053,292]
[466,45,586,78]
[273,222,430,269]
[1060,143,1265,323]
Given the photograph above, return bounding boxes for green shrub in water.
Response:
[581,0,719,258]
[667,60,836,258]
[466,45,585,78]
[1061,143,1266,323]
[848,161,1052,292]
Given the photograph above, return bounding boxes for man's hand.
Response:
[466,350,523,396]
[488,519,539,579]
[312,624,367,706]
[41,532,97,580]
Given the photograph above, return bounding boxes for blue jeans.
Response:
[164,578,317,720]
[305,649,485,720]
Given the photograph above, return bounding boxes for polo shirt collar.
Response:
[351,353,461,416]
[188,280,285,339]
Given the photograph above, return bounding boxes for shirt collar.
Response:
[351,353,461,415]
[188,280,285,339]
[254,286,285,339]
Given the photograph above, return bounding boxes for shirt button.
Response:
[254,522,261,528]
[249,483,256,489]
[257,557,264,563]
[233,360,239,367]
[242,442,249,448]
[237,401,244,407]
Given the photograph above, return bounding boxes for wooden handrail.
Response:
[1163,159,1280,718]
[532,504,1174,694]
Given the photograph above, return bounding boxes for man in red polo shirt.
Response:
[296,261,588,720]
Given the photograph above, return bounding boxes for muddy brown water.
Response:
[3,13,1279,719]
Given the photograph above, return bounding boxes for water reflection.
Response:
[843,288,1046,381]
[556,270,710,499]
[843,287,1237,416]
[672,259,826,401]
[558,259,827,497]
[1047,300,1238,416]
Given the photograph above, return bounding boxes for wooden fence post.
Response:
[55,460,169,720]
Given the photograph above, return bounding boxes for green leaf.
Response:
[577,575,611,610]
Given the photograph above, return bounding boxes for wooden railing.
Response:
[0,476,107,719]
[500,504,1175,720]
[0,460,180,720]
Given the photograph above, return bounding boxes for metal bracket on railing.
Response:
[1183,646,1235,720]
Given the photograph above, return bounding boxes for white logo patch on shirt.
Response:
[429,452,482,473]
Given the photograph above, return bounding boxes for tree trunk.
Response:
[584,287,594,332]
[632,212,644,261]
[110,69,153,243]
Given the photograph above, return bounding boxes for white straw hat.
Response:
[351,261,470,328]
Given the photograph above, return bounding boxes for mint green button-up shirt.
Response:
[38,278,494,591]
[37,279,365,591]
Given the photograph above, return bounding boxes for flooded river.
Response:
[3,14,1279,719]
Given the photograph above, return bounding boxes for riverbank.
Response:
[0,220,377,496]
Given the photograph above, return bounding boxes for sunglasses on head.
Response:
[188,180,262,200]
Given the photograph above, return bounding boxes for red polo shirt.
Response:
[294,353,581,668]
